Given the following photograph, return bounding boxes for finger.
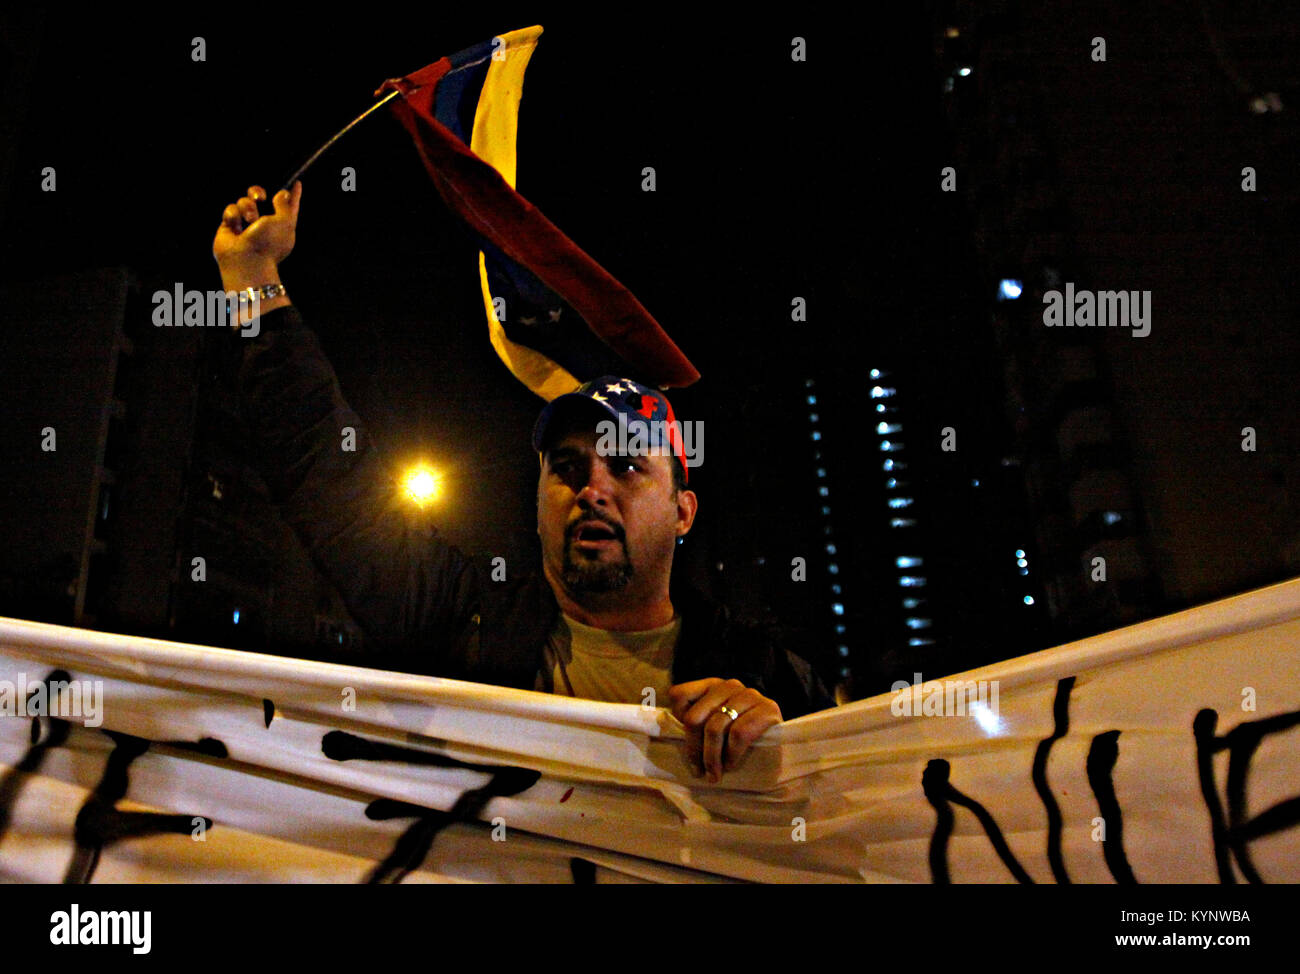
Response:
[667,678,722,721]
[237,195,260,225]
[683,725,704,777]
[247,185,268,205]
[704,688,763,772]
[682,679,746,728]
[723,704,782,771]
[271,182,300,224]
[701,710,734,782]
[222,204,244,232]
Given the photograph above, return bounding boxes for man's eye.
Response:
[614,459,641,474]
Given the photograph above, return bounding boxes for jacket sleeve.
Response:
[236,305,480,670]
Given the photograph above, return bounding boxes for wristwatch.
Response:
[228,283,287,325]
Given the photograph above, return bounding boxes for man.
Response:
[213,181,832,783]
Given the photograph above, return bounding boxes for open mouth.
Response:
[570,520,621,547]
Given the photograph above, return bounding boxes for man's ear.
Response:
[676,489,699,537]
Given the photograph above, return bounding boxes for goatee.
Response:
[562,546,633,593]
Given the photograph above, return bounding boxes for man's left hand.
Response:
[667,678,782,782]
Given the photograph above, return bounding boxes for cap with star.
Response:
[532,376,689,483]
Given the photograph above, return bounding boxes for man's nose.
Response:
[576,461,615,505]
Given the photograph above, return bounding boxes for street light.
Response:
[403,465,442,507]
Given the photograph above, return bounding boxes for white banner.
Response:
[1,577,1297,883]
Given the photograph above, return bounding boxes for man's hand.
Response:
[213,181,302,297]
[667,678,782,783]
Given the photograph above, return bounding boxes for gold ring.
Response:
[719,706,739,722]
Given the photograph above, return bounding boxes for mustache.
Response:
[566,512,626,543]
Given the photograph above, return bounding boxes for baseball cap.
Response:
[532,376,688,483]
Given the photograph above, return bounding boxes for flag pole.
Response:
[276,88,405,193]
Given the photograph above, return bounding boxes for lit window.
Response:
[806,395,817,405]
[899,576,927,587]
[835,624,846,634]
[838,645,850,656]
[1017,558,1028,567]
[883,459,895,471]
[870,369,882,379]
[902,597,921,609]
[908,637,935,647]
[821,505,831,516]
[1015,549,1025,558]
[1103,511,1123,525]
[895,556,923,568]
[826,544,837,555]
[809,413,819,423]
[828,563,839,574]
[832,603,844,616]
[888,497,913,509]
[890,518,916,528]
[232,609,241,625]
[998,279,1023,301]
[819,486,829,497]
[876,422,901,435]
[1023,595,1035,605]
[869,386,896,399]
[905,618,932,629]
[816,467,827,478]
[831,584,842,595]
[811,431,821,441]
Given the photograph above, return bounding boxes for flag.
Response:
[376,26,700,401]
[1,576,1298,882]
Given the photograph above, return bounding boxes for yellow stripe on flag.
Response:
[470,25,542,188]
[468,26,579,401]
[479,252,580,402]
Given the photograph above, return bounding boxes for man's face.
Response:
[538,425,696,603]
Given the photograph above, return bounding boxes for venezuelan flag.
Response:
[377,26,699,401]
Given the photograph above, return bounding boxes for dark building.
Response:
[922,0,1300,635]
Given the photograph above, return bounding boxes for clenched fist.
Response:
[213,181,301,302]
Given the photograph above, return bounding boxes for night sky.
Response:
[2,6,946,553]
[5,4,1295,662]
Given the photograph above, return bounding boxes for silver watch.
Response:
[236,283,286,305]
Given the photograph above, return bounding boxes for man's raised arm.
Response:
[210,182,479,670]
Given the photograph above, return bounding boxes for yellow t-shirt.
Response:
[540,612,680,707]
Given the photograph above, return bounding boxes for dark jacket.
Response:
[237,306,833,718]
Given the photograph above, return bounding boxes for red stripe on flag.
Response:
[377,66,700,389]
